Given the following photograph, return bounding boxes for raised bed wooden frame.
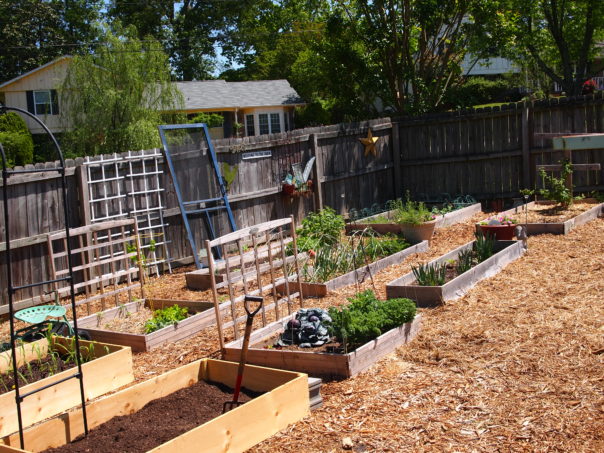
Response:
[0,359,309,453]
[0,337,133,439]
[276,240,430,298]
[386,240,525,307]
[476,199,604,236]
[76,298,215,352]
[223,315,421,379]
[345,202,482,234]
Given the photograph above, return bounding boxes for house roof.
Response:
[0,56,72,89]
[175,80,305,110]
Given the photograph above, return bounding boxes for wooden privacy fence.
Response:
[396,92,604,199]
[2,94,604,309]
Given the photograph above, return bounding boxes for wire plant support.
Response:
[0,105,88,448]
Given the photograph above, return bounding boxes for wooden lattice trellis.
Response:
[83,150,172,275]
[206,217,305,352]
[47,219,144,315]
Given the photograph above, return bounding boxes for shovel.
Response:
[223,295,263,413]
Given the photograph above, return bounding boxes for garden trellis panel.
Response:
[83,149,172,274]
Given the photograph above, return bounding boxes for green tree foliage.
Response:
[60,25,183,157]
[0,112,34,166]
[496,0,604,96]
[335,0,498,115]
[0,0,102,83]
[108,0,219,80]
[188,112,224,128]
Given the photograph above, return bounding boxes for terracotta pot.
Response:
[479,224,516,240]
[399,220,437,243]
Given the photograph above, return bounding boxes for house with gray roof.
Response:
[175,79,305,138]
[0,56,305,139]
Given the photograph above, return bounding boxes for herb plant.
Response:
[327,290,416,351]
[411,262,447,286]
[392,193,434,225]
[144,304,189,333]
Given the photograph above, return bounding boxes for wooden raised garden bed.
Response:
[345,202,482,234]
[223,314,421,379]
[386,240,525,307]
[275,240,429,298]
[0,337,133,439]
[476,199,604,236]
[76,299,214,352]
[0,359,309,453]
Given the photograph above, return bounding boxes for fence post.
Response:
[310,133,324,211]
[521,104,531,189]
[75,164,91,226]
[391,122,402,198]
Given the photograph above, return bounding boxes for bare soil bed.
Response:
[43,380,259,453]
[506,200,599,223]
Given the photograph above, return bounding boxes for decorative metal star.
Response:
[359,128,379,156]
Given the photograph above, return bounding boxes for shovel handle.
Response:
[244,295,263,318]
[231,296,264,404]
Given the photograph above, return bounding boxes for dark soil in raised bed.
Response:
[0,353,77,395]
[43,380,262,453]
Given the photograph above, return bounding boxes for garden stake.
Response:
[223,295,263,413]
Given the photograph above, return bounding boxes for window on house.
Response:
[246,114,255,136]
[258,114,269,135]
[270,113,281,133]
[27,90,59,115]
[34,90,52,114]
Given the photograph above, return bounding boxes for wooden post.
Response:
[75,165,91,226]
[310,134,324,211]
[521,105,531,189]
[391,122,403,198]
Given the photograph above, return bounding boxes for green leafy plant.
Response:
[474,232,495,263]
[538,159,577,207]
[431,203,455,216]
[392,193,435,225]
[411,262,447,286]
[221,163,238,191]
[296,207,345,252]
[456,249,474,274]
[327,290,416,351]
[144,304,189,333]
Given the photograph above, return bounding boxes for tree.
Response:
[0,0,102,83]
[0,112,34,166]
[497,0,604,96]
[60,25,182,156]
[108,0,218,80]
[333,0,497,115]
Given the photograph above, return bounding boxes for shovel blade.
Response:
[222,401,244,413]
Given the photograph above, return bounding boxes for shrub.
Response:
[327,290,416,350]
[0,112,34,166]
[188,112,224,128]
[444,76,523,109]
